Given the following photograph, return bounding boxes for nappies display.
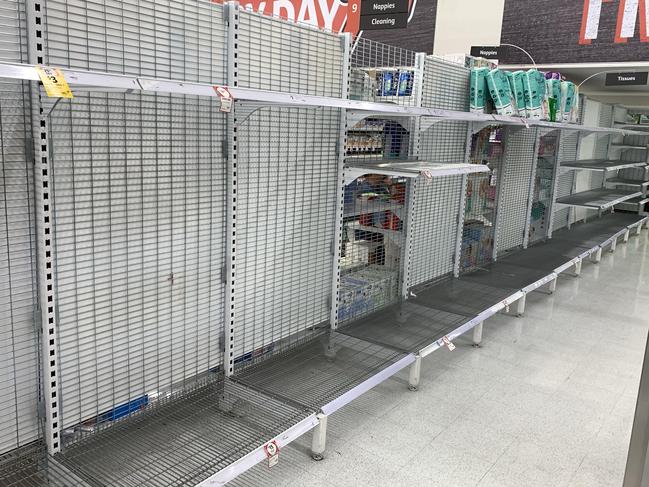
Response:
[470,68,489,114]
[506,70,526,117]
[523,69,549,120]
[486,68,515,116]
[561,81,576,122]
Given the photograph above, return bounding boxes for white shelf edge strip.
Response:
[554,259,581,275]
[320,354,416,416]
[194,413,319,487]
[522,273,558,293]
[0,62,645,136]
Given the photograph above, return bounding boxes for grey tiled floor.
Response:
[232,230,649,487]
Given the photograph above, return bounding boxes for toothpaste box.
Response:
[470,68,489,114]
[486,68,515,116]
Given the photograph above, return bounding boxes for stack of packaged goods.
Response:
[377,69,414,97]
[349,68,415,101]
[470,67,578,122]
[338,265,399,322]
[461,223,494,270]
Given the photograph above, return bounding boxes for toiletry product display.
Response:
[523,69,549,120]
[506,70,527,117]
[470,67,489,114]
[486,68,516,116]
[545,78,562,122]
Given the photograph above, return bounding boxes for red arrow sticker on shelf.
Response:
[442,336,456,351]
[264,440,280,468]
[214,85,233,113]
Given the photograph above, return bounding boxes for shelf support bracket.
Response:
[592,247,603,263]
[408,355,422,391]
[311,413,328,461]
[472,322,484,347]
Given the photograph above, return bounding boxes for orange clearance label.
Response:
[35,66,73,99]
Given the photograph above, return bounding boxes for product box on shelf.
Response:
[470,68,489,114]
[561,81,576,122]
[462,222,493,269]
[523,69,549,120]
[545,78,562,122]
[338,266,398,321]
[506,71,527,117]
[486,69,516,116]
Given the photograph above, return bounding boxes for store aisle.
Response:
[233,229,649,487]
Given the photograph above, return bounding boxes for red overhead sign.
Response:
[211,0,414,36]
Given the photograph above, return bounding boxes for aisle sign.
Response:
[359,12,408,29]
[605,72,648,87]
[360,0,408,15]
[470,46,500,60]
[359,0,408,30]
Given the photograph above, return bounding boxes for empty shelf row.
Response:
[556,188,641,210]
[3,214,646,487]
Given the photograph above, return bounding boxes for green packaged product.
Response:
[523,70,548,120]
[505,70,526,117]
[545,79,562,122]
[561,81,576,122]
[486,68,515,116]
[470,68,489,114]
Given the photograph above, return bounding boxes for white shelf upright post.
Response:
[224,1,240,376]
[26,0,62,456]
[329,32,351,331]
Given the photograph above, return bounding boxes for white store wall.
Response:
[433,0,505,57]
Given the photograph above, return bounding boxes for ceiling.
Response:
[499,61,649,114]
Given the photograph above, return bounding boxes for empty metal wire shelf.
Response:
[412,277,517,318]
[338,300,469,354]
[234,331,409,412]
[460,262,550,291]
[55,377,311,487]
[0,443,49,487]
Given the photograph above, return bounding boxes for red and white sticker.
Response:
[420,169,433,180]
[442,336,456,351]
[214,85,233,113]
[264,440,280,468]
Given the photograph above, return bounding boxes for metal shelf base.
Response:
[0,443,49,487]
[337,213,647,360]
[338,300,470,354]
[234,332,413,416]
[55,378,314,487]
[413,278,519,318]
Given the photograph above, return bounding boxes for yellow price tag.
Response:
[35,66,73,99]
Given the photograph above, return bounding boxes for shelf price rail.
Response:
[1,62,648,136]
